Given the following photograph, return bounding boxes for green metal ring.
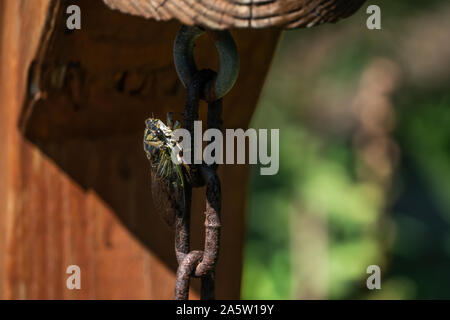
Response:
[173,26,239,100]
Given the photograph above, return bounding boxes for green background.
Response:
[242,0,450,299]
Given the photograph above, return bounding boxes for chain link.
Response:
[174,70,222,300]
[172,27,239,300]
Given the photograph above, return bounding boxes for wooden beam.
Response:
[0,0,280,299]
[103,0,367,29]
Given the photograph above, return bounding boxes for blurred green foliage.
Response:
[241,0,450,299]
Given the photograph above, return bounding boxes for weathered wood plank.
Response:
[103,0,366,30]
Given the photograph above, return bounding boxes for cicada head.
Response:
[143,118,166,161]
[143,116,186,228]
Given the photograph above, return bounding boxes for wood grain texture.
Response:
[103,0,366,29]
[0,0,280,299]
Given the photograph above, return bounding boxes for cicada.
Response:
[143,114,188,227]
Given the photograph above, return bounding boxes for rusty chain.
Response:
[173,26,239,300]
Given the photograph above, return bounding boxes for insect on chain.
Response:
[143,26,239,300]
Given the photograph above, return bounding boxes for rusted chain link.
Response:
[174,26,239,100]
[173,26,238,300]
[175,70,223,300]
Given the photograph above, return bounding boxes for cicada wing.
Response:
[150,168,185,227]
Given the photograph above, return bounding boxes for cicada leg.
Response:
[167,112,184,130]
[173,120,181,130]
[167,112,174,130]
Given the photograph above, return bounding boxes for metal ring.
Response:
[174,26,240,100]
